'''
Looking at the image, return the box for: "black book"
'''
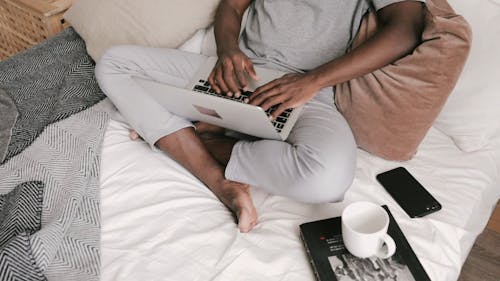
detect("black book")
[299,205,431,281]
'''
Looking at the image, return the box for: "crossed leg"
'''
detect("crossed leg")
[95,46,257,232]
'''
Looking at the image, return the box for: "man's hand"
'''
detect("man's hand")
[249,73,321,120]
[208,49,258,97]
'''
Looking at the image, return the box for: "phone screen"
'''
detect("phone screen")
[376,167,441,218]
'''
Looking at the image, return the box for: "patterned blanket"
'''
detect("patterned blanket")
[0,28,110,281]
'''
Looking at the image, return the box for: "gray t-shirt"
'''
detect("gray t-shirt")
[239,0,424,72]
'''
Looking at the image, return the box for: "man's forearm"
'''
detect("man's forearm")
[213,1,250,55]
[308,1,425,89]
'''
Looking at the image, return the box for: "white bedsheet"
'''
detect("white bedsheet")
[100,114,500,281]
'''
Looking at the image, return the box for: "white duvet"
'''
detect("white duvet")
[100,114,500,281]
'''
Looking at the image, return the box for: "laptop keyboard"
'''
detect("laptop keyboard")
[193,80,293,133]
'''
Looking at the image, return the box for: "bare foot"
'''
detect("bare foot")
[214,180,258,233]
[194,121,226,135]
[152,127,255,232]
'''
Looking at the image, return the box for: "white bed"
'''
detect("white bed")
[98,1,500,280]
[100,117,499,281]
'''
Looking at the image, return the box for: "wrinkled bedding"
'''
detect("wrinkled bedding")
[100,105,500,281]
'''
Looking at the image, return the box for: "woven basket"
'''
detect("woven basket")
[0,0,72,60]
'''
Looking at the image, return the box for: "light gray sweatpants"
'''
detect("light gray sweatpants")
[95,45,357,203]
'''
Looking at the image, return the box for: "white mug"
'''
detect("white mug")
[341,201,396,259]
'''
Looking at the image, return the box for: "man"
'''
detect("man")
[96,0,425,233]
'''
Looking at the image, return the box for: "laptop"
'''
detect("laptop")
[132,56,303,140]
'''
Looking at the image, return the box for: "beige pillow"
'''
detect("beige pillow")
[64,0,220,62]
[335,0,471,161]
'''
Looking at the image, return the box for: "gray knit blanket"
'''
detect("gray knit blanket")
[0,28,110,281]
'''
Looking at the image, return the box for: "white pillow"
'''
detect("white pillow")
[434,0,500,151]
[64,0,220,62]
[178,29,207,54]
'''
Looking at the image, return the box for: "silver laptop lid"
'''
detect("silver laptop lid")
[133,76,283,140]
[133,56,304,140]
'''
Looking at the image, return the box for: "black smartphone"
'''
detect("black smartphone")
[376,167,442,218]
